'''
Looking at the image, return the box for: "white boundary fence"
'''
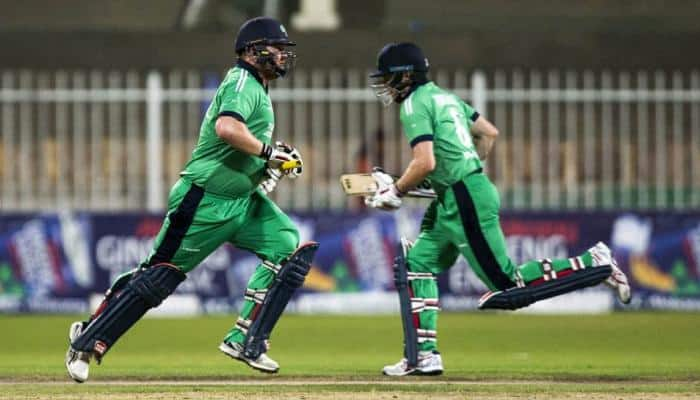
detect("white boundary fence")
[1,68,699,211]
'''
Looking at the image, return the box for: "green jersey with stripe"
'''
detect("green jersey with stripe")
[181,61,275,198]
[399,82,482,196]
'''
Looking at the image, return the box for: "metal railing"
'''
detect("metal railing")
[1,68,698,211]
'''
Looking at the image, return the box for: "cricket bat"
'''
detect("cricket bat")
[339,173,437,199]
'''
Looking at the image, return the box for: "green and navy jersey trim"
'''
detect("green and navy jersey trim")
[400,81,430,111]
[219,111,246,123]
[403,92,415,115]
[215,60,267,121]
[234,69,249,92]
[402,85,434,147]
[410,134,434,147]
[236,59,266,91]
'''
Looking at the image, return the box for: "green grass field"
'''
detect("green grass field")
[1,312,699,399]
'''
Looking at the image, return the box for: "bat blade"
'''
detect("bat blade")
[339,173,378,196]
[339,173,437,199]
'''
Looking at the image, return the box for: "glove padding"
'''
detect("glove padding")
[258,140,303,194]
[259,167,283,195]
[364,170,403,210]
[274,141,303,179]
[260,142,296,171]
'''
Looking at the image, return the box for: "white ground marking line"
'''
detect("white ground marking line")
[0,380,687,386]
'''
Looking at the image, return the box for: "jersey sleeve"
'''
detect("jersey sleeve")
[217,78,257,123]
[400,95,434,147]
[462,101,480,128]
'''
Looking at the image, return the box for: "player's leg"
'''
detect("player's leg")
[66,180,236,382]
[512,241,630,299]
[383,201,455,376]
[445,173,627,310]
[443,175,517,292]
[219,191,313,373]
[65,266,135,382]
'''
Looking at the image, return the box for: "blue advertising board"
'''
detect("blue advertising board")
[1,210,699,313]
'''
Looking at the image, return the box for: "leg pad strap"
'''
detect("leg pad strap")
[394,238,419,368]
[71,264,186,359]
[243,242,319,359]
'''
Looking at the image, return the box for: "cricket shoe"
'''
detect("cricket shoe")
[382,351,444,376]
[65,321,91,383]
[219,341,279,373]
[589,241,632,304]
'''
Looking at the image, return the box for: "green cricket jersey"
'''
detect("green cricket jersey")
[181,61,275,198]
[400,82,482,196]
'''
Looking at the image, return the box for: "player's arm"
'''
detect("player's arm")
[394,96,436,194]
[216,84,285,161]
[215,116,298,175]
[394,141,435,194]
[215,116,268,157]
[470,116,499,160]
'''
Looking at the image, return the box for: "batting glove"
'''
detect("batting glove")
[259,167,283,195]
[274,141,303,179]
[260,142,295,170]
[365,170,404,210]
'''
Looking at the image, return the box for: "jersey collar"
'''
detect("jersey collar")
[409,80,430,96]
[236,59,267,91]
[399,80,431,103]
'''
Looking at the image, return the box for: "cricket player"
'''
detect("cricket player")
[364,42,632,376]
[65,16,317,382]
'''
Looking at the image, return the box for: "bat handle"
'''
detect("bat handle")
[280,159,302,171]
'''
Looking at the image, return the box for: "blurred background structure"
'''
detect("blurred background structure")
[1,0,699,211]
[0,0,699,315]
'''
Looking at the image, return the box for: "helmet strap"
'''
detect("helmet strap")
[390,72,415,103]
